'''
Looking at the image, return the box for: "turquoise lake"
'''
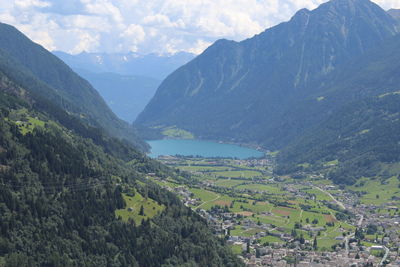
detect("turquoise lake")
[147,139,264,159]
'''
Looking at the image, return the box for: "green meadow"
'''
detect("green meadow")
[115,191,164,225]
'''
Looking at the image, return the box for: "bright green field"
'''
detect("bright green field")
[190,188,219,202]
[236,183,284,193]
[214,179,246,187]
[231,226,264,237]
[259,235,284,244]
[115,192,164,225]
[349,176,400,206]
[16,116,46,135]
[162,126,194,139]
[317,238,341,251]
[179,166,231,172]
[213,170,263,178]
[230,244,243,255]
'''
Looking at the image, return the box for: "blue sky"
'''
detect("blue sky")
[0,0,398,55]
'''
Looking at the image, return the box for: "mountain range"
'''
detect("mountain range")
[54,51,194,122]
[54,51,195,80]
[137,0,400,183]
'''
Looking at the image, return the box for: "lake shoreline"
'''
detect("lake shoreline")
[146,139,266,159]
[146,137,269,153]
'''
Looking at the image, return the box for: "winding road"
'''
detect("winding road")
[379,246,389,266]
[314,186,345,210]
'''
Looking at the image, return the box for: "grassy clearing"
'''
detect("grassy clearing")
[349,176,400,206]
[323,159,339,167]
[115,191,164,225]
[297,163,311,168]
[162,126,194,139]
[230,244,243,255]
[317,238,340,251]
[190,188,219,202]
[16,116,46,135]
[259,235,284,244]
[231,226,263,237]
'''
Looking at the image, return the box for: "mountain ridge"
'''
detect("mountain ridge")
[136,0,398,149]
[54,51,195,80]
[0,22,148,151]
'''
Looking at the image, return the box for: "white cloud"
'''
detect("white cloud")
[14,0,51,9]
[0,0,398,55]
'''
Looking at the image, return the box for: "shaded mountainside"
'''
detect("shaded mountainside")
[75,69,160,123]
[136,0,398,148]
[277,34,400,184]
[0,23,148,151]
[0,69,242,266]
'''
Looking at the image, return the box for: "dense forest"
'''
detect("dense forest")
[0,72,242,266]
[277,94,400,184]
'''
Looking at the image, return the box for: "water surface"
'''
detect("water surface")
[147,139,263,159]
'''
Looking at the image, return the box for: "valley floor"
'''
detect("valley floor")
[148,155,400,266]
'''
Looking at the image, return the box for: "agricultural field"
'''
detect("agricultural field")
[156,156,355,252]
[349,176,400,206]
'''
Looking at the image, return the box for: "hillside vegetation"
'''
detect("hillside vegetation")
[0,22,147,151]
[0,47,241,267]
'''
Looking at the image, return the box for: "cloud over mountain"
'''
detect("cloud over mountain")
[0,0,398,54]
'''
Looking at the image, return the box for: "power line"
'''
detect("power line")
[0,178,111,192]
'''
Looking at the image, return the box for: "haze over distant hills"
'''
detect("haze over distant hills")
[54,51,195,122]
[75,70,161,122]
[137,0,400,183]
[54,51,195,80]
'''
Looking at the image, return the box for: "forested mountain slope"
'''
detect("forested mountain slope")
[136,0,398,148]
[277,34,400,184]
[0,23,147,151]
[0,69,242,266]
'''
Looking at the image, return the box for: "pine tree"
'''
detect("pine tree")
[139,205,145,216]
[313,237,318,250]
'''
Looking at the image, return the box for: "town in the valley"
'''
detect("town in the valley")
[148,154,400,266]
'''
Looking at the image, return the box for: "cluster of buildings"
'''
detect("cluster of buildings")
[152,157,400,266]
[240,247,400,266]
